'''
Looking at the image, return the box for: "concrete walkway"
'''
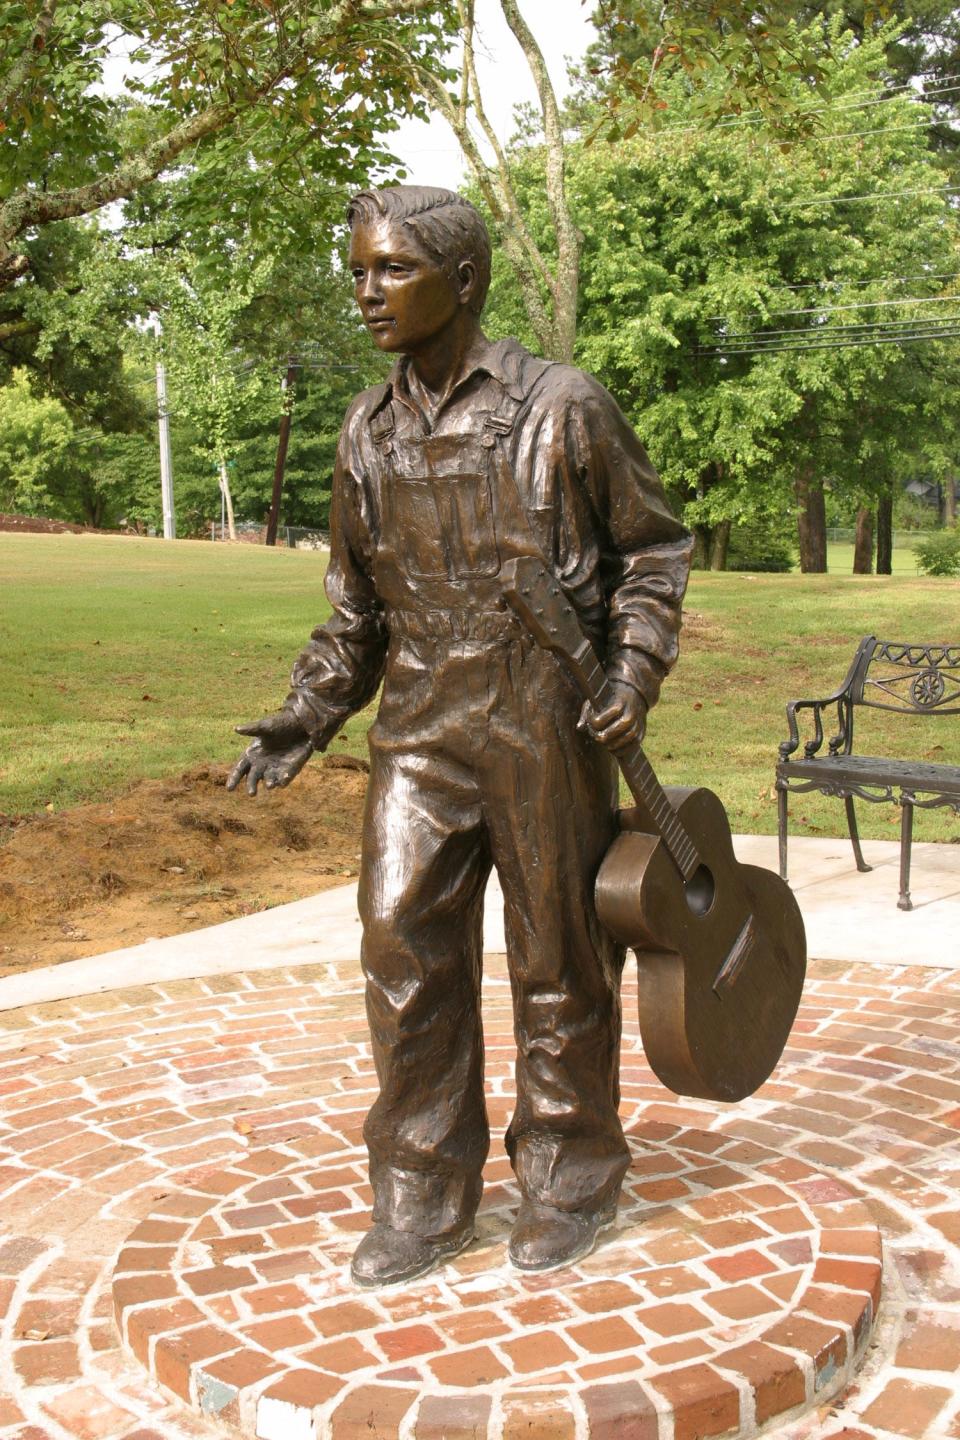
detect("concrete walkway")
[2,834,957,1013]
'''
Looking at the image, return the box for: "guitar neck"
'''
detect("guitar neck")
[569,639,701,882]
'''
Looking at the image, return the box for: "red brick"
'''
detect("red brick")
[707,1283,779,1320]
[13,1341,81,1386]
[439,1309,510,1345]
[222,1203,287,1229]
[895,1317,960,1371]
[15,1297,81,1339]
[650,1363,741,1440]
[125,1299,206,1364]
[198,1347,284,1392]
[430,1345,509,1387]
[812,1257,881,1309]
[309,1296,379,1336]
[568,1315,643,1353]
[417,1394,492,1439]
[502,1391,577,1440]
[507,1294,576,1325]
[245,1315,316,1351]
[764,1314,847,1388]
[298,1336,379,1374]
[113,1246,176,1274]
[0,1238,51,1275]
[637,1302,711,1338]
[862,1378,952,1433]
[260,1368,342,1407]
[583,1380,658,1439]
[569,1279,639,1313]
[247,1283,312,1316]
[182,1264,256,1296]
[722,1340,806,1424]
[375,1323,443,1362]
[705,1248,777,1282]
[502,1330,577,1374]
[40,1386,137,1440]
[112,1273,179,1312]
[153,1324,238,1401]
[637,1265,705,1299]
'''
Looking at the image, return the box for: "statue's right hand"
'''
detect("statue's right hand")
[226,711,314,796]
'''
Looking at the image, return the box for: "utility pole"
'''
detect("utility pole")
[152,320,176,539]
[265,356,297,547]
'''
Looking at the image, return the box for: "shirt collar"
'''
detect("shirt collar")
[377,334,529,415]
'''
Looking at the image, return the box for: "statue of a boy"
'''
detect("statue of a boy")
[229,186,692,1288]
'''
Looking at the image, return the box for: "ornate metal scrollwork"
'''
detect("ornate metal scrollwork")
[911,669,947,708]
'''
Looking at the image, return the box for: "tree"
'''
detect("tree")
[480,19,960,570]
[0,0,455,294]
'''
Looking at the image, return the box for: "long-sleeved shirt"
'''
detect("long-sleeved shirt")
[284,335,693,749]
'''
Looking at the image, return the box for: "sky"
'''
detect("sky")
[387,0,598,189]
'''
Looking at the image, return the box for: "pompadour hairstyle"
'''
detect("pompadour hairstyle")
[346,185,492,316]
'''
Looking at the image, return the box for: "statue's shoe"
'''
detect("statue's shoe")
[350,1222,474,1289]
[508,1199,616,1272]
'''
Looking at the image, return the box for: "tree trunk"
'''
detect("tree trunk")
[852,506,874,574]
[691,526,709,569]
[795,465,827,572]
[218,458,237,542]
[945,476,957,527]
[709,519,731,571]
[876,492,893,575]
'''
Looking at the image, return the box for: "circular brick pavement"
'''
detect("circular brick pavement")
[7,953,960,1440]
[112,1125,880,1439]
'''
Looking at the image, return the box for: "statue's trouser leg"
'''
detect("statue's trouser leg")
[359,747,492,1242]
[482,642,630,1215]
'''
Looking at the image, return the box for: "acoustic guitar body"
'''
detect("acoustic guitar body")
[595,786,806,1102]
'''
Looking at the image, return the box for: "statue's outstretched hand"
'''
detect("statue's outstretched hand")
[580,683,647,755]
[226,711,314,796]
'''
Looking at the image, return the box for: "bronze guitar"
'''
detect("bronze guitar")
[502,557,806,1103]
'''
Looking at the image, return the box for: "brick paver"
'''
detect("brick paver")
[0,955,959,1438]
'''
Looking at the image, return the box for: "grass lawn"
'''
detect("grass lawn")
[2,531,958,843]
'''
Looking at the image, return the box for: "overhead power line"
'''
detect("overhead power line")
[705,329,960,355]
[716,313,960,340]
[767,271,960,292]
[653,76,960,141]
[709,294,960,322]
[703,316,960,356]
[780,184,960,208]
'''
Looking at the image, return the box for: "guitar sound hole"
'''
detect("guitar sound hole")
[685,864,716,917]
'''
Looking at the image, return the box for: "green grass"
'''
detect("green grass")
[2,532,958,844]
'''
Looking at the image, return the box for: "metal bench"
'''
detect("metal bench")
[776,637,960,910]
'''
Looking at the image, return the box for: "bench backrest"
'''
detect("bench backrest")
[848,637,960,715]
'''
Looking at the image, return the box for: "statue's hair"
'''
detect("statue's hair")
[346,185,492,315]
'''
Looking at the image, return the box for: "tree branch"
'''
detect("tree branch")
[0,0,443,288]
[0,0,59,115]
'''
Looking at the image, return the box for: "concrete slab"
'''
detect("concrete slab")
[1,834,957,1012]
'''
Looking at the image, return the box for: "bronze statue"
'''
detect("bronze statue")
[228,186,693,1288]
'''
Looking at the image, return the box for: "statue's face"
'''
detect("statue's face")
[349,218,464,353]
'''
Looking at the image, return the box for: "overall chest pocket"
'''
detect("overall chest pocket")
[386,435,500,580]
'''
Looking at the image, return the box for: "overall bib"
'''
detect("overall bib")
[357,387,631,1242]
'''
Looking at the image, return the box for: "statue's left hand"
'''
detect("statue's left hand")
[580,682,647,754]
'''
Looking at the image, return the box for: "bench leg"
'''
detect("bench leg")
[777,783,788,882]
[898,801,914,912]
[844,795,872,873]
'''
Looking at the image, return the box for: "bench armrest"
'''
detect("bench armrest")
[779,689,854,761]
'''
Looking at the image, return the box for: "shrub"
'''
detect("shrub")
[913,529,960,577]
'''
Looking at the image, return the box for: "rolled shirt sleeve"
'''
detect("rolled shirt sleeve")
[565,375,693,709]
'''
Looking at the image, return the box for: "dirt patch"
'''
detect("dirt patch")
[0,760,369,976]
